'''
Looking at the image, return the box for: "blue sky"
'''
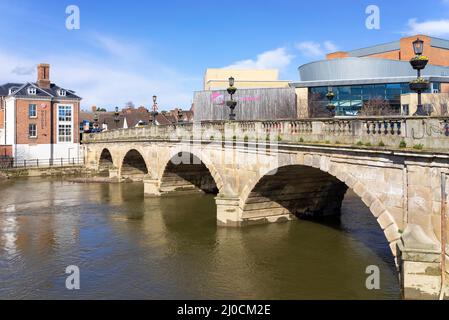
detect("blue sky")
[0,0,448,110]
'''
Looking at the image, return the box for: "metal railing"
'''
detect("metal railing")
[0,157,85,170]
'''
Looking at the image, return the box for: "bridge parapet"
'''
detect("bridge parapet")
[83,117,449,152]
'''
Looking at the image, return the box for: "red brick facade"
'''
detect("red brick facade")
[0,63,82,160]
[14,99,80,145]
[327,34,449,67]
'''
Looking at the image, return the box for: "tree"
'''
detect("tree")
[125,101,135,109]
[358,97,396,116]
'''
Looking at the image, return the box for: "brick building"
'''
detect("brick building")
[80,106,193,133]
[0,63,82,162]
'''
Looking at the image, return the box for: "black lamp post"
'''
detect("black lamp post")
[151,95,159,125]
[177,109,184,124]
[326,88,336,117]
[114,106,120,128]
[410,38,430,116]
[93,112,99,131]
[226,77,237,121]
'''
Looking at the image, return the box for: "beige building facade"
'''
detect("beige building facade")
[203,68,291,91]
[401,93,449,116]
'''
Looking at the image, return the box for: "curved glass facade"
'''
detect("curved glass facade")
[310,82,439,116]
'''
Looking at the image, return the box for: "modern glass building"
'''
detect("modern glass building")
[291,35,449,117]
[309,83,439,116]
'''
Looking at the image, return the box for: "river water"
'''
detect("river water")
[0,178,400,300]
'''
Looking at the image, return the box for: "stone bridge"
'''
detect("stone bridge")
[83,117,449,300]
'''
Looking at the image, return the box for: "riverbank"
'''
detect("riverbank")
[0,165,92,179]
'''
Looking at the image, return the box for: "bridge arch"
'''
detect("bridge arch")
[98,148,115,173]
[120,149,149,181]
[158,149,223,195]
[240,156,401,256]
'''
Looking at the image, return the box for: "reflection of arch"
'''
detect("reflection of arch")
[159,151,220,195]
[241,161,400,256]
[121,149,148,181]
[98,148,114,176]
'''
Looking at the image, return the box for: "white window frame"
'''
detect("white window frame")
[29,104,37,118]
[56,104,74,144]
[58,89,66,97]
[28,87,37,95]
[29,123,37,138]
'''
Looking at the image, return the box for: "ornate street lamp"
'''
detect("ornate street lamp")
[151,95,159,125]
[114,106,120,128]
[326,88,336,117]
[226,77,237,121]
[177,109,184,124]
[410,38,430,116]
[413,38,424,56]
[93,112,99,131]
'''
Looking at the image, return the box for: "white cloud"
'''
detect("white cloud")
[405,18,449,37]
[324,41,338,53]
[295,41,338,58]
[11,66,35,76]
[0,35,197,110]
[224,47,294,70]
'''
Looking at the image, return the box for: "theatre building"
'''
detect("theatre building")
[0,63,82,162]
[292,35,449,117]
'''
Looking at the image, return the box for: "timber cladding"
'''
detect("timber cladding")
[193,88,297,121]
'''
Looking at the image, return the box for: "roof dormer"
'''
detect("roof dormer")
[27,87,37,95]
[58,89,66,97]
[9,87,18,95]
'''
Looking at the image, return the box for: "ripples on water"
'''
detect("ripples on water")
[0,178,400,300]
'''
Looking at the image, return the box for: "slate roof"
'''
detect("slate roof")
[0,82,81,100]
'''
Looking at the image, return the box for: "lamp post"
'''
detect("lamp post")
[226,77,237,121]
[177,109,184,124]
[151,95,159,125]
[114,106,120,128]
[326,88,336,117]
[410,38,430,116]
[93,112,99,132]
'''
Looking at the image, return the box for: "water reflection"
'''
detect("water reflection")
[0,178,400,299]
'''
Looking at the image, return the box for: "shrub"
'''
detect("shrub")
[399,140,407,149]
[413,144,424,150]
[299,138,304,143]
[325,140,330,144]
[356,141,364,146]
[365,142,372,147]
[277,135,283,142]
[378,141,385,147]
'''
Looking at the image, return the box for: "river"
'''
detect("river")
[0,178,400,299]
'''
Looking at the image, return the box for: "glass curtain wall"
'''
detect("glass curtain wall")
[309,83,437,116]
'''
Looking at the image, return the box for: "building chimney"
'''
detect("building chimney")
[37,63,51,89]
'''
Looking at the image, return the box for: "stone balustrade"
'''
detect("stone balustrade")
[83,117,449,152]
